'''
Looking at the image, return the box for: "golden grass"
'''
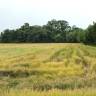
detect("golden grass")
[0,43,96,76]
[0,43,96,95]
[1,88,96,96]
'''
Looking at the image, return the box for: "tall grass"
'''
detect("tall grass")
[1,88,96,96]
[0,43,96,94]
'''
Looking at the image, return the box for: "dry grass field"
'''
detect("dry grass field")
[0,43,96,96]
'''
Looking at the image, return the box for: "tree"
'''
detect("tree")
[86,22,96,43]
[0,19,88,43]
[66,26,85,43]
[45,19,71,42]
[0,29,13,43]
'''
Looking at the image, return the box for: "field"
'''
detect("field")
[0,43,96,95]
[1,88,96,96]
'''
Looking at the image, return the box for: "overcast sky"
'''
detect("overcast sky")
[0,0,96,31]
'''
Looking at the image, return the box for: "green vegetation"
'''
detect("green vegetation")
[0,20,96,43]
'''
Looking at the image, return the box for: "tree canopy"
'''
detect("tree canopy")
[0,19,95,43]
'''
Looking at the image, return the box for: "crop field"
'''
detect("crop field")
[0,43,96,96]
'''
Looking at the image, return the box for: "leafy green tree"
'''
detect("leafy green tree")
[45,19,71,42]
[86,22,96,43]
[0,29,13,43]
[66,26,85,43]
[0,20,88,43]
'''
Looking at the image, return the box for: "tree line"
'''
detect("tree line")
[0,19,96,43]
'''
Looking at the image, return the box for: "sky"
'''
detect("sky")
[0,0,96,31]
